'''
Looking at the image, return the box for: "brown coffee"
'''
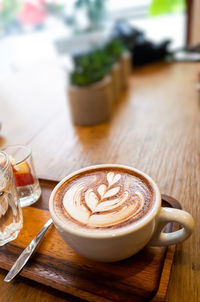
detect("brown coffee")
[53,167,155,231]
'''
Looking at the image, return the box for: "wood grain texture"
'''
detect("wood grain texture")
[0,61,199,301]
[0,180,180,302]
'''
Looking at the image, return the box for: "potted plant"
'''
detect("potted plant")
[68,50,113,126]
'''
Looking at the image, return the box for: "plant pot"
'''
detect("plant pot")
[110,62,122,103]
[120,51,132,89]
[68,75,113,126]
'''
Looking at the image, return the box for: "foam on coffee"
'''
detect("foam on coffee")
[53,167,155,231]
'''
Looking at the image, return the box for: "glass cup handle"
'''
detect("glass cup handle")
[148,207,194,246]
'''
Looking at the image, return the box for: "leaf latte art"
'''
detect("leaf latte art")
[63,172,148,228]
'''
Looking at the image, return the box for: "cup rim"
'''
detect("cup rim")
[2,145,31,165]
[49,164,161,238]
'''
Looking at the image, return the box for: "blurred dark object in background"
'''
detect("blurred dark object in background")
[132,37,171,67]
[111,20,171,67]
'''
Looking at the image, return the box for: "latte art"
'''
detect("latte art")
[63,172,145,227]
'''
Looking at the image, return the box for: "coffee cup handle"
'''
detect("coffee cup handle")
[148,207,194,246]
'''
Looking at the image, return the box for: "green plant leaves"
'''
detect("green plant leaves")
[70,39,125,87]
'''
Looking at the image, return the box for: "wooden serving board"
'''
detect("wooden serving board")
[0,179,181,302]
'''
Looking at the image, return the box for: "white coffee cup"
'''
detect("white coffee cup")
[49,164,194,262]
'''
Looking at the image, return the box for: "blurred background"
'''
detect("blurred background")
[0,0,199,76]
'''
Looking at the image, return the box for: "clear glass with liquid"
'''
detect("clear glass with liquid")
[3,145,41,207]
[0,151,23,246]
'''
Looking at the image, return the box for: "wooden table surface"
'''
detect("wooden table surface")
[0,61,199,301]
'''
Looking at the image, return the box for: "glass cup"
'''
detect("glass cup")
[0,151,23,246]
[3,145,41,207]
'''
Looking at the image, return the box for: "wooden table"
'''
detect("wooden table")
[0,61,199,301]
